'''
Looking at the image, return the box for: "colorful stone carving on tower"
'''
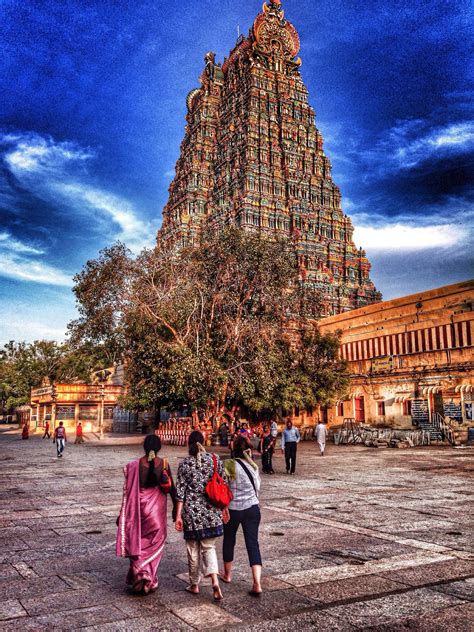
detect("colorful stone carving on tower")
[158,0,381,314]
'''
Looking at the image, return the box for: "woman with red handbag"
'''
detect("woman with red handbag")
[116,435,176,594]
[175,430,230,601]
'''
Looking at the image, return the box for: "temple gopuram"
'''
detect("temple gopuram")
[158,0,381,315]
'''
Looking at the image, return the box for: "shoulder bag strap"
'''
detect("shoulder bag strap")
[236,459,258,497]
[212,453,217,474]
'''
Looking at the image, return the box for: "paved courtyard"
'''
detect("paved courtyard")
[0,430,472,631]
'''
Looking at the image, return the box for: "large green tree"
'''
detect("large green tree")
[69,228,348,424]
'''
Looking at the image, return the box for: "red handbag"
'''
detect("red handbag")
[205,454,233,509]
[159,458,173,494]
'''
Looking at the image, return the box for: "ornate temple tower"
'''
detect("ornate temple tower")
[158,0,381,314]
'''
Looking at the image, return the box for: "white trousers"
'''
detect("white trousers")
[317,439,326,454]
[186,537,218,585]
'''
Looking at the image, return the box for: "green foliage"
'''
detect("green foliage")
[69,227,348,421]
[0,340,110,412]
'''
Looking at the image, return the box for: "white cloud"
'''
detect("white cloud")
[0,231,44,255]
[376,120,474,171]
[352,198,473,253]
[0,231,71,286]
[3,132,93,174]
[1,131,155,254]
[56,183,155,252]
[0,250,72,286]
[354,222,463,251]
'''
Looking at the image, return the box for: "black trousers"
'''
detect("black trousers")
[284,441,297,473]
[262,448,273,472]
[223,504,262,567]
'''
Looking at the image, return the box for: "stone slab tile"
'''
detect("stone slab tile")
[0,564,21,580]
[173,603,242,628]
[0,575,71,600]
[431,578,474,601]
[0,599,27,621]
[365,602,474,631]
[325,587,465,629]
[9,604,128,631]
[296,573,409,604]
[81,613,194,631]
[278,552,453,587]
[231,609,353,631]
[20,588,115,616]
[377,558,474,587]
[219,587,316,623]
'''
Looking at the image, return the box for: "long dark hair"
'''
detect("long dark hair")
[143,434,162,488]
[188,430,204,457]
[233,436,249,459]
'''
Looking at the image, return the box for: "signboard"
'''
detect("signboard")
[412,399,429,423]
[371,356,395,373]
[31,386,52,397]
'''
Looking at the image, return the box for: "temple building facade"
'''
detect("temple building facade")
[318,281,474,442]
[157,0,380,315]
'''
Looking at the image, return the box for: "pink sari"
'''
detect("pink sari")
[116,459,167,593]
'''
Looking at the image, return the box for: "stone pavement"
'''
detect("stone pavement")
[0,430,472,631]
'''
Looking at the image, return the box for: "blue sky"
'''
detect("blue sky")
[0,0,473,344]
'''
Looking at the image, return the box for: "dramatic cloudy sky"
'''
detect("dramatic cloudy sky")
[1,0,473,343]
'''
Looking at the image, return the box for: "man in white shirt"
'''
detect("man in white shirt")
[314,421,328,456]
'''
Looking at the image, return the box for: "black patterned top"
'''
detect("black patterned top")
[176,452,225,541]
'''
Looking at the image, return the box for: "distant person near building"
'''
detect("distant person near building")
[258,425,275,474]
[314,421,328,456]
[281,420,300,475]
[54,421,67,457]
[43,421,51,439]
[75,422,84,445]
[270,419,278,439]
[219,422,229,447]
[22,423,29,440]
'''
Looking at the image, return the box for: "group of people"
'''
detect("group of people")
[116,418,330,598]
[116,431,262,599]
[21,420,85,457]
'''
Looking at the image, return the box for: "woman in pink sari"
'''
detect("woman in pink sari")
[116,435,176,594]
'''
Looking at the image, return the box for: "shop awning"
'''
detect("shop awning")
[394,392,415,403]
[455,384,473,394]
[422,385,442,396]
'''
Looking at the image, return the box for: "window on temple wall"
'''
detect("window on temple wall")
[377,401,386,416]
[403,400,412,416]
[294,407,300,417]
[337,402,344,416]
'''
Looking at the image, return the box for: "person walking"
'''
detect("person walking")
[258,425,275,474]
[53,421,67,457]
[42,421,51,439]
[314,420,328,456]
[270,419,278,440]
[281,420,300,475]
[116,435,176,594]
[21,422,29,440]
[74,422,84,445]
[221,436,263,596]
[218,421,229,447]
[175,431,225,601]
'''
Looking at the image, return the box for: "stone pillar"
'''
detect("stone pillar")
[51,403,57,431]
[74,404,80,427]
